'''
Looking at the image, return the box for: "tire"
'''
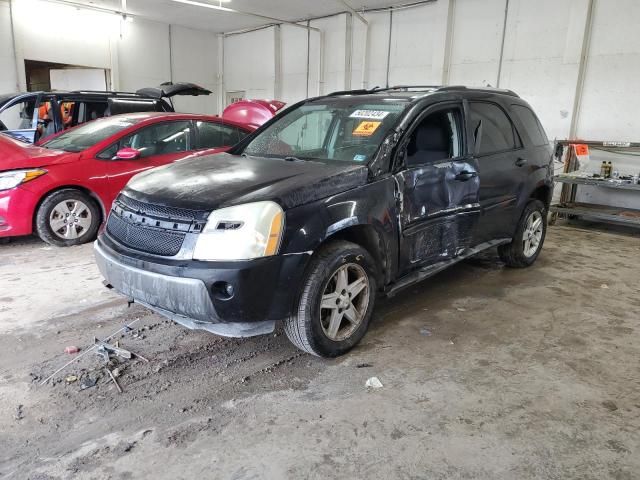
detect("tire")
[35,189,101,247]
[498,199,547,268]
[284,241,377,357]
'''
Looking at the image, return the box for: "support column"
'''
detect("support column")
[569,0,595,139]
[274,25,282,100]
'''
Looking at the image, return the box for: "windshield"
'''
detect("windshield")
[42,117,137,152]
[242,100,408,163]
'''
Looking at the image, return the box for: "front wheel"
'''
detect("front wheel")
[284,241,377,357]
[498,199,547,268]
[35,189,101,247]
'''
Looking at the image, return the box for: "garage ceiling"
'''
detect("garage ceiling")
[71,0,405,32]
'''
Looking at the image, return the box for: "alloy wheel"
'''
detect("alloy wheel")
[319,263,370,341]
[522,210,544,258]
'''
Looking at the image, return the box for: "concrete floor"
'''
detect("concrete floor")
[1,223,639,479]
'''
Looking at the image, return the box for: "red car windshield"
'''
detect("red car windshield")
[42,117,137,153]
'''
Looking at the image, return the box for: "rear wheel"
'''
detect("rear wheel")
[498,199,547,268]
[284,241,377,357]
[35,189,101,247]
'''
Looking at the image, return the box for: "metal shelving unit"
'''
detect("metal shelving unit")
[550,140,640,228]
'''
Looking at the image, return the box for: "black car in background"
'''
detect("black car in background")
[0,82,211,144]
[95,86,553,357]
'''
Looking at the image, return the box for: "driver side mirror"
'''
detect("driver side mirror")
[115,147,141,160]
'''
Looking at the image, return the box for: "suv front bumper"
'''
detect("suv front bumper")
[94,237,311,337]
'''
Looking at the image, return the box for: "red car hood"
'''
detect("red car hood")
[0,134,78,170]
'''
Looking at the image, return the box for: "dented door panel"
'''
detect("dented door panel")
[396,158,481,270]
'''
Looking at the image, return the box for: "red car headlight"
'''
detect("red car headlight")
[0,169,47,191]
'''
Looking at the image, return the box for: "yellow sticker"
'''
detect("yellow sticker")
[353,121,382,137]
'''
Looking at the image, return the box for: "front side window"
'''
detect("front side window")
[196,121,245,149]
[243,101,408,163]
[42,117,137,152]
[119,121,192,158]
[469,102,519,155]
[405,108,462,166]
[0,98,37,131]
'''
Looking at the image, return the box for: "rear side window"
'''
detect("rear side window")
[78,102,109,124]
[469,102,518,155]
[196,121,246,149]
[511,105,548,146]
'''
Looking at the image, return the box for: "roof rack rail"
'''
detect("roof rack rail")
[326,85,520,97]
[68,90,140,96]
[326,88,378,96]
[372,85,440,92]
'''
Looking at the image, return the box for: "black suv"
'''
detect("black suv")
[95,86,553,357]
[0,83,211,144]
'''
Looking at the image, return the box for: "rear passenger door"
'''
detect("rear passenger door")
[468,101,526,243]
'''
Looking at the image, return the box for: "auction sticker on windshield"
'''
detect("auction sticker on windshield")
[350,110,390,120]
[353,121,382,136]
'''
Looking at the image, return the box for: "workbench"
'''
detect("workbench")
[549,140,640,228]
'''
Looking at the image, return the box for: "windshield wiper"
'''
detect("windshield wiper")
[283,156,306,162]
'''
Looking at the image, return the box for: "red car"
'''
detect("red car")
[0,112,255,246]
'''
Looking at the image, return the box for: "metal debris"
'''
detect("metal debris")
[80,376,97,391]
[95,339,133,363]
[106,368,123,394]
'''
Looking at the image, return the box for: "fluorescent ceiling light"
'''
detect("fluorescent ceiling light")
[170,0,233,11]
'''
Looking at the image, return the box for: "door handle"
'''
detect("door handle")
[455,171,478,181]
[515,157,528,167]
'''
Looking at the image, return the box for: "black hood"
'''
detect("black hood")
[123,153,369,211]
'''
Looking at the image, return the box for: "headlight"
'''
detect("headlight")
[0,169,47,191]
[193,201,284,261]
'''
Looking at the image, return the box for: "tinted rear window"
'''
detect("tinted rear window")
[511,105,548,147]
[469,102,518,155]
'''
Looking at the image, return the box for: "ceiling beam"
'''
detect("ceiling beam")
[170,0,321,32]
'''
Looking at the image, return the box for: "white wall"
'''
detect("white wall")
[221,0,640,142]
[0,1,18,93]
[280,25,309,105]
[170,25,220,114]
[576,0,640,141]
[11,0,117,90]
[2,0,640,137]
[1,0,219,115]
[224,27,276,100]
[117,19,171,92]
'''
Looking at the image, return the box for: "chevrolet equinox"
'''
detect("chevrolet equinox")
[95,86,553,357]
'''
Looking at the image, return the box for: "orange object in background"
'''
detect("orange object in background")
[60,102,74,128]
[38,102,51,120]
[574,144,589,156]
